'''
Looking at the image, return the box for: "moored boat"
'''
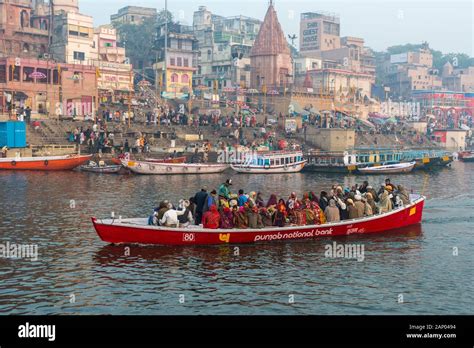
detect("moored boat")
[123,160,229,175]
[230,151,306,174]
[111,154,186,165]
[458,151,474,162]
[91,195,425,245]
[144,156,187,164]
[357,161,415,174]
[80,163,122,174]
[0,154,92,171]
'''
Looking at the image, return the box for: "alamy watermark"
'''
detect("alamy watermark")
[324,241,365,262]
[0,241,38,261]
[217,150,259,164]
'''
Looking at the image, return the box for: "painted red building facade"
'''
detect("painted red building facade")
[0,57,97,117]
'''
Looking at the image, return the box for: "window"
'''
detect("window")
[23,67,34,82]
[177,57,182,66]
[131,16,135,22]
[183,58,189,67]
[181,74,189,84]
[0,65,6,83]
[170,58,175,66]
[178,40,182,49]
[73,51,85,61]
[171,73,179,83]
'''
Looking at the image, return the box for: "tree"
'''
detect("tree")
[157,9,173,25]
[114,17,159,70]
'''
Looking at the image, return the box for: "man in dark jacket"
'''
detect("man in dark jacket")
[193,186,208,225]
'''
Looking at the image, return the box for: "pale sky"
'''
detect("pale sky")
[80,0,473,56]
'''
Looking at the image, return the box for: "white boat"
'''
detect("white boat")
[123,160,229,175]
[357,161,416,174]
[230,151,306,174]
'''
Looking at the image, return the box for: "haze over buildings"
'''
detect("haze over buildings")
[81,0,473,56]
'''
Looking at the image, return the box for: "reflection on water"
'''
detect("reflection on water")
[0,162,473,314]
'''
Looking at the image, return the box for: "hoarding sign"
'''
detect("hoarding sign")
[390,53,408,64]
[300,20,319,52]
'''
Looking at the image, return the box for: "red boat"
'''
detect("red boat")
[92,195,425,246]
[0,154,92,171]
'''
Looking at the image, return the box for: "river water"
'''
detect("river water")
[0,161,473,315]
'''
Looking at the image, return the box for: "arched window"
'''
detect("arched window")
[171,73,179,83]
[20,10,30,28]
[181,74,189,84]
[41,20,48,30]
[23,43,29,53]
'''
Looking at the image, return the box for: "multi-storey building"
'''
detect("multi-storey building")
[442,63,474,92]
[154,22,198,99]
[299,12,340,55]
[110,6,157,25]
[381,44,443,98]
[91,25,133,104]
[50,11,96,65]
[193,6,261,90]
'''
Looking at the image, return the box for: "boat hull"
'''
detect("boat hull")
[458,151,474,162]
[0,154,92,171]
[144,156,187,164]
[123,160,229,175]
[413,155,454,169]
[92,196,425,246]
[80,165,122,173]
[302,164,357,174]
[357,162,415,174]
[231,161,306,174]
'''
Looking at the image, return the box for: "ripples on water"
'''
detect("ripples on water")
[0,162,473,314]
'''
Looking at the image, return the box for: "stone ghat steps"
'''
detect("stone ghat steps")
[355,131,437,148]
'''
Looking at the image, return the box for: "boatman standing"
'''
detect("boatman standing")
[218,179,232,200]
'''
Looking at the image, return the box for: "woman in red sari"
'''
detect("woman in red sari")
[203,205,220,229]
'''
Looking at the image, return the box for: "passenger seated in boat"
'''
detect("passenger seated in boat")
[237,189,248,207]
[203,190,219,213]
[274,199,287,227]
[156,201,170,224]
[378,189,393,214]
[347,199,359,219]
[324,199,340,222]
[266,194,278,209]
[354,195,365,218]
[365,192,377,214]
[260,207,274,227]
[396,185,410,206]
[384,178,396,192]
[247,192,257,208]
[160,203,185,228]
[177,200,194,227]
[256,192,265,208]
[234,206,249,229]
[366,186,379,203]
[302,197,324,225]
[361,195,373,216]
[220,207,234,229]
[202,205,220,229]
[247,206,264,229]
[319,191,329,212]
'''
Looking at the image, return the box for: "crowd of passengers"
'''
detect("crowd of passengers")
[149,178,412,229]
